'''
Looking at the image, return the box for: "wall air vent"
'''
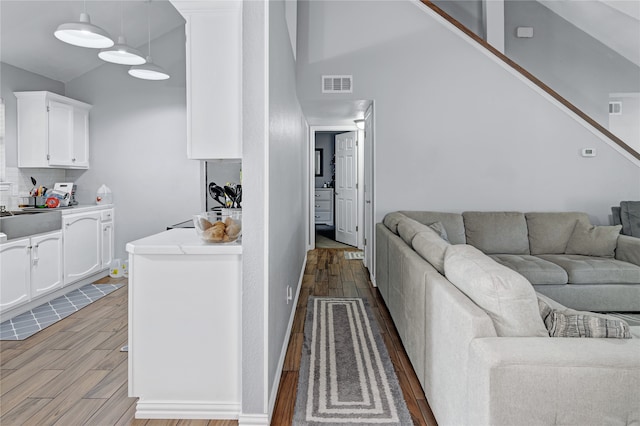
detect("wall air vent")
[609,101,622,115]
[322,75,353,93]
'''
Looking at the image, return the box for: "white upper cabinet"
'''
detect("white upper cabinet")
[171,1,242,159]
[15,91,91,169]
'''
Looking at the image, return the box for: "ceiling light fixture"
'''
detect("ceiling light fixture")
[54,0,114,49]
[354,119,365,130]
[128,1,170,81]
[99,2,145,65]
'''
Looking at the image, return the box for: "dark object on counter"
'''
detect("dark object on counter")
[208,182,226,207]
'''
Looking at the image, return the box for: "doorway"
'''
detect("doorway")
[308,126,362,250]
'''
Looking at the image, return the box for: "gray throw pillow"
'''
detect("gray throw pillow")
[538,297,631,339]
[564,221,622,258]
[428,221,449,242]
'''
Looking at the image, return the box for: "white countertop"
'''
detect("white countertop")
[126,228,242,255]
[60,204,113,214]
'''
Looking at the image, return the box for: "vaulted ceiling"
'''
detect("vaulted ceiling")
[0,1,185,83]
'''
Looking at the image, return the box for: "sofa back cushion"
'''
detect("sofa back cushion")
[400,211,466,244]
[383,212,407,234]
[525,212,590,254]
[444,244,548,337]
[397,217,426,245]
[462,211,530,254]
[412,227,450,274]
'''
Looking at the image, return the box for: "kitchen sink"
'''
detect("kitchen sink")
[0,209,62,240]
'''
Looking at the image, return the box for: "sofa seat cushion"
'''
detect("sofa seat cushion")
[490,254,568,285]
[444,244,548,337]
[538,254,640,284]
[462,211,530,254]
[525,212,590,254]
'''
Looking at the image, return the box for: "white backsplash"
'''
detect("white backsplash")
[2,167,67,209]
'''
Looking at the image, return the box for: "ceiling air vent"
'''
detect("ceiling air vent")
[322,75,353,93]
[609,101,622,115]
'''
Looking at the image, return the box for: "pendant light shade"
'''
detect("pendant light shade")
[54,12,114,48]
[99,36,145,65]
[128,1,170,81]
[98,2,145,65]
[129,56,170,80]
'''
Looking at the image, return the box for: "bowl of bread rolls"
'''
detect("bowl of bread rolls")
[193,210,242,243]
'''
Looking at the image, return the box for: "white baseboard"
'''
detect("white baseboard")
[238,413,270,425]
[267,252,307,420]
[135,401,240,419]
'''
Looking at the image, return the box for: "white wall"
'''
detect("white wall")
[268,0,307,414]
[64,27,200,259]
[241,0,268,418]
[296,0,640,226]
[505,0,640,137]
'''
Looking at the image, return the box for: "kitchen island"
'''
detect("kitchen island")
[126,228,241,420]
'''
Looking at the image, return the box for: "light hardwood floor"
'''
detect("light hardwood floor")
[1,249,436,425]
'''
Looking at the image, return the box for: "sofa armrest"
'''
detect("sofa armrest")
[467,337,640,426]
[616,234,640,266]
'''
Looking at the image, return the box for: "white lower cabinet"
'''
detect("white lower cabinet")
[0,238,31,310]
[101,209,114,269]
[30,232,64,298]
[0,231,63,312]
[63,211,102,285]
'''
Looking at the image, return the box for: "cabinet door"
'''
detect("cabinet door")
[71,107,89,168]
[183,3,242,159]
[0,239,31,311]
[48,100,74,167]
[63,212,102,285]
[101,222,114,269]
[30,232,63,298]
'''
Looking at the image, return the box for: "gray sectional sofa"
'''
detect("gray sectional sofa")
[376,211,640,426]
[394,211,640,311]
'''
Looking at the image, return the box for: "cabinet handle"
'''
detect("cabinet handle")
[72,158,76,162]
[315,194,321,197]
[315,204,320,208]
[315,215,320,218]
[32,244,39,264]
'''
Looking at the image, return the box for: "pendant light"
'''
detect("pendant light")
[99,2,145,65]
[54,0,114,49]
[129,1,170,80]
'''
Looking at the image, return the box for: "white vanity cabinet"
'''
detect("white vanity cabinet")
[171,1,242,159]
[0,230,63,312]
[63,211,102,285]
[15,91,91,169]
[314,188,334,225]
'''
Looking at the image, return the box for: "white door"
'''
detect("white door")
[363,106,374,271]
[31,231,63,298]
[335,132,358,247]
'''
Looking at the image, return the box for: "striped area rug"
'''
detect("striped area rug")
[294,297,412,425]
